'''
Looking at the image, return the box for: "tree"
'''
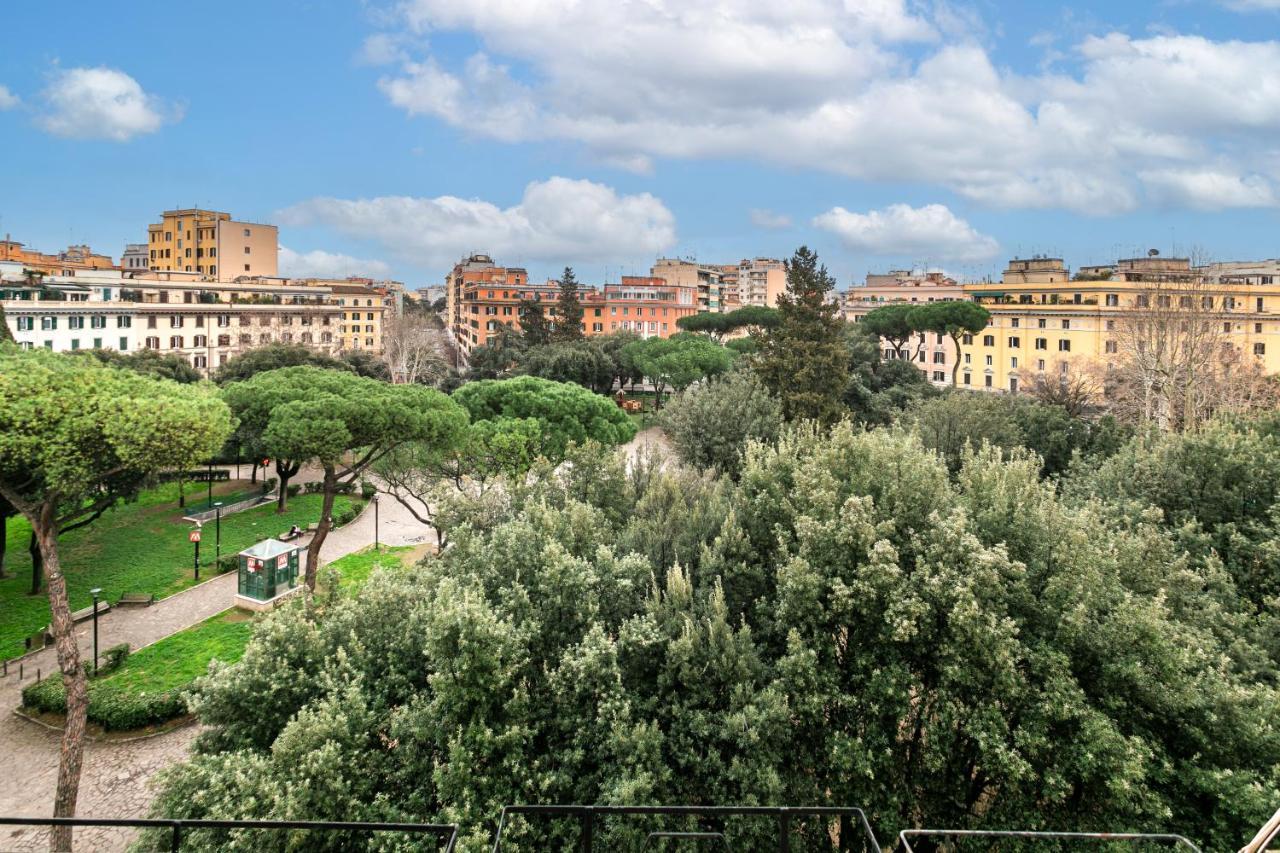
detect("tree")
[452,376,637,460]
[338,348,392,381]
[223,367,468,590]
[517,340,614,394]
[676,306,781,341]
[660,371,783,477]
[0,346,231,852]
[552,266,584,342]
[79,348,203,383]
[859,303,920,360]
[842,322,938,425]
[1016,358,1103,418]
[213,343,352,385]
[755,247,850,423]
[466,326,527,380]
[908,300,990,387]
[383,309,448,385]
[623,334,734,409]
[518,298,552,346]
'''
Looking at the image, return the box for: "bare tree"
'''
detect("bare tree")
[383,309,449,386]
[1107,254,1275,430]
[1015,358,1104,418]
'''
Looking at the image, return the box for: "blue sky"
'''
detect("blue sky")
[2,0,1280,288]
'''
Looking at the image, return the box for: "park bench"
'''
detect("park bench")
[116,592,156,608]
[279,529,303,542]
[41,601,111,644]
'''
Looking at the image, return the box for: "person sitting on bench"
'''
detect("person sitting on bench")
[287,524,301,538]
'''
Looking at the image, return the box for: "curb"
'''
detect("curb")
[11,707,198,743]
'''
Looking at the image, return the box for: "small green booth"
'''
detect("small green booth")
[234,538,301,612]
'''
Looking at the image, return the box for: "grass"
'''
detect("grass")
[102,610,253,695]
[323,545,416,594]
[0,480,358,661]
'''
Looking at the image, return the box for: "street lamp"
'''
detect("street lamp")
[89,588,102,675]
[206,461,214,509]
[214,501,224,568]
[373,494,380,551]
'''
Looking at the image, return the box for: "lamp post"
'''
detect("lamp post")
[373,494,379,551]
[89,588,102,675]
[191,524,202,581]
[206,461,214,508]
[214,501,223,568]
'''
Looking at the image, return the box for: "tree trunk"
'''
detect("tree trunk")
[275,460,299,513]
[30,532,42,595]
[177,477,185,509]
[33,503,87,853]
[950,333,962,387]
[250,460,258,485]
[303,468,337,591]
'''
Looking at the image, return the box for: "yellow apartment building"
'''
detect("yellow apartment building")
[146,208,278,281]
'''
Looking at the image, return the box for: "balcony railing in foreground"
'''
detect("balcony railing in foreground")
[898,829,1202,852]
[490,805,883,852]
[0,816,459,852]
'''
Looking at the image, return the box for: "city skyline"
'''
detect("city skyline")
[3,1,1280,286]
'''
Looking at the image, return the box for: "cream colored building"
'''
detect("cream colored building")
[717,258,786,308]
[844,271,966,387]
[146,209,278,281]
[651,258,723,313]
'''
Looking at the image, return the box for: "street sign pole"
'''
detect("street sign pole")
[190,527,202,581]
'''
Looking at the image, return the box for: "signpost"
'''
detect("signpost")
[190,527,202,580]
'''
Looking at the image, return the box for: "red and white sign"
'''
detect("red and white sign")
[276,554,288,569]
[188,530,201,543]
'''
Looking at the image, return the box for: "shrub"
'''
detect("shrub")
[661,371,784,477]
[263,477,278,494]
[337,481,356,495]
[102,643,131,672]
[22,671,187,731]
[216,554,238,574]
[360,481,377,500]
[286,483,301,497]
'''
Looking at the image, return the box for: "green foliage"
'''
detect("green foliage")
[907,301,991,386]
[552,266,585,342]
[78,347,203,383]
[516,340,614,394]
[724,336,758,355]
[213,343,353,385]
[146,431,1279,851]
[842,322,939,425]
[466,327,528,380]
[102,643,130,671]
[754,247,850,423]
[453,376,636,461]
[338,349,392,381]
[858,303,918,357]
[660,371,783,477]
[23,611,252,731]
[359,480,377,500]
[622,334,734,407]
[676,306,780,338]
[517,298,552,346]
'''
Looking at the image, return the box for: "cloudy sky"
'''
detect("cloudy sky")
[4,0,1280,287]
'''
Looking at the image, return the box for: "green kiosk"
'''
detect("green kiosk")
[234,538,301,611]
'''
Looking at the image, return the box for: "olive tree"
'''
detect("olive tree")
[0,346,231,851]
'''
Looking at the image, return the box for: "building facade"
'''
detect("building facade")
[121,243,149,272]
[651,258,723,313]
[718,258,786,308]
[844,271,965,387]
[146,209,278,281]
[1,239,117,274]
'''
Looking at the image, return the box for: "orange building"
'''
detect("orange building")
[0,238,117,274]
[602,276,698,337]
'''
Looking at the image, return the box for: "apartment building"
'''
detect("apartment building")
[0,239,117,274]
[146,208,278,280]
[717,258,786,308]
[651,258,723,313]
[963,255,1280,393]
[1,262,361,375]
[121,243,149,272]
[602,276,698,337]
[446,254,530,355]
[844,271,965,386]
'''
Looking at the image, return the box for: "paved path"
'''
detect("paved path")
[0,488,434,852]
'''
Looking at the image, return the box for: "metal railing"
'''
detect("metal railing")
[490,805,883,852]
[0,816,458,852]
[898,829,1202,852]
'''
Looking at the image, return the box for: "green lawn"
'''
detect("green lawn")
[0,482,358,661]
[103,610,254,695]
[325,545,416,593]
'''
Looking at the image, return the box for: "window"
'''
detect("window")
[1008,336,1020,348]
[41,316,57,331]
[170,316,183,328]
[985,355,993,366]
[145,336,159,349]
[1157,295,1170,308]
[119,337,129,351]
[932,371,946,382]
[963,372,972,385]
[66,316,84,330]
[169,335,183,349]
[1106,320,1115,331]
[1058,339,1071,352]
[1224,296,1236,310]
[244,264,250,272]
[1257,297,1265,312]
[1011,357,1018,369]
[244,246,251,255]
[69,339,80,350]
[1061,319,1070,330]
[91,315,106,329]
[1105,294,1118,307]
[962,333,973,345]
[1034,338,1047,350]
[218,334,231,346]
[1011,318,1020,328]
[964,353,971,364]
[1224,322,1233,333]
[217,315,230,327]
[193,355,207,369]
[16,316,33,331]
[1037,359,1045,371]
[1105,340,1117,354]
[983,334,995,346]
[984,375,993,387]
[366,312,374,321]
[932,351,945,364]
[1255,342,1266,356]
[193,335,207,347]
[1256,323,1263,334]
[243,228,251,238]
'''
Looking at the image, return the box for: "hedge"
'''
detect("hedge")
[22,660,187,732]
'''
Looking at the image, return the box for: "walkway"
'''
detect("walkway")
[0,488,434,852]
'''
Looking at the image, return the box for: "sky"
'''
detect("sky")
[3,0,1280,289]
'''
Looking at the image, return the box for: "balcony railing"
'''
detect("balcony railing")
[899,829,1202,852]
[0,816,458,852]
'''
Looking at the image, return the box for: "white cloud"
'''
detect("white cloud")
[368,3,1280,213]
[813,203,1000,262]
[749,208,792,229]
[38,67,173,141]
[279,247,393,279]
[278,177,676,268]
[1221,0,1280,10]
[0,85,19,110]
[1139,169,1278,210]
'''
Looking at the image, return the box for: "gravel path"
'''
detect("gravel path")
[0,487,435,852]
